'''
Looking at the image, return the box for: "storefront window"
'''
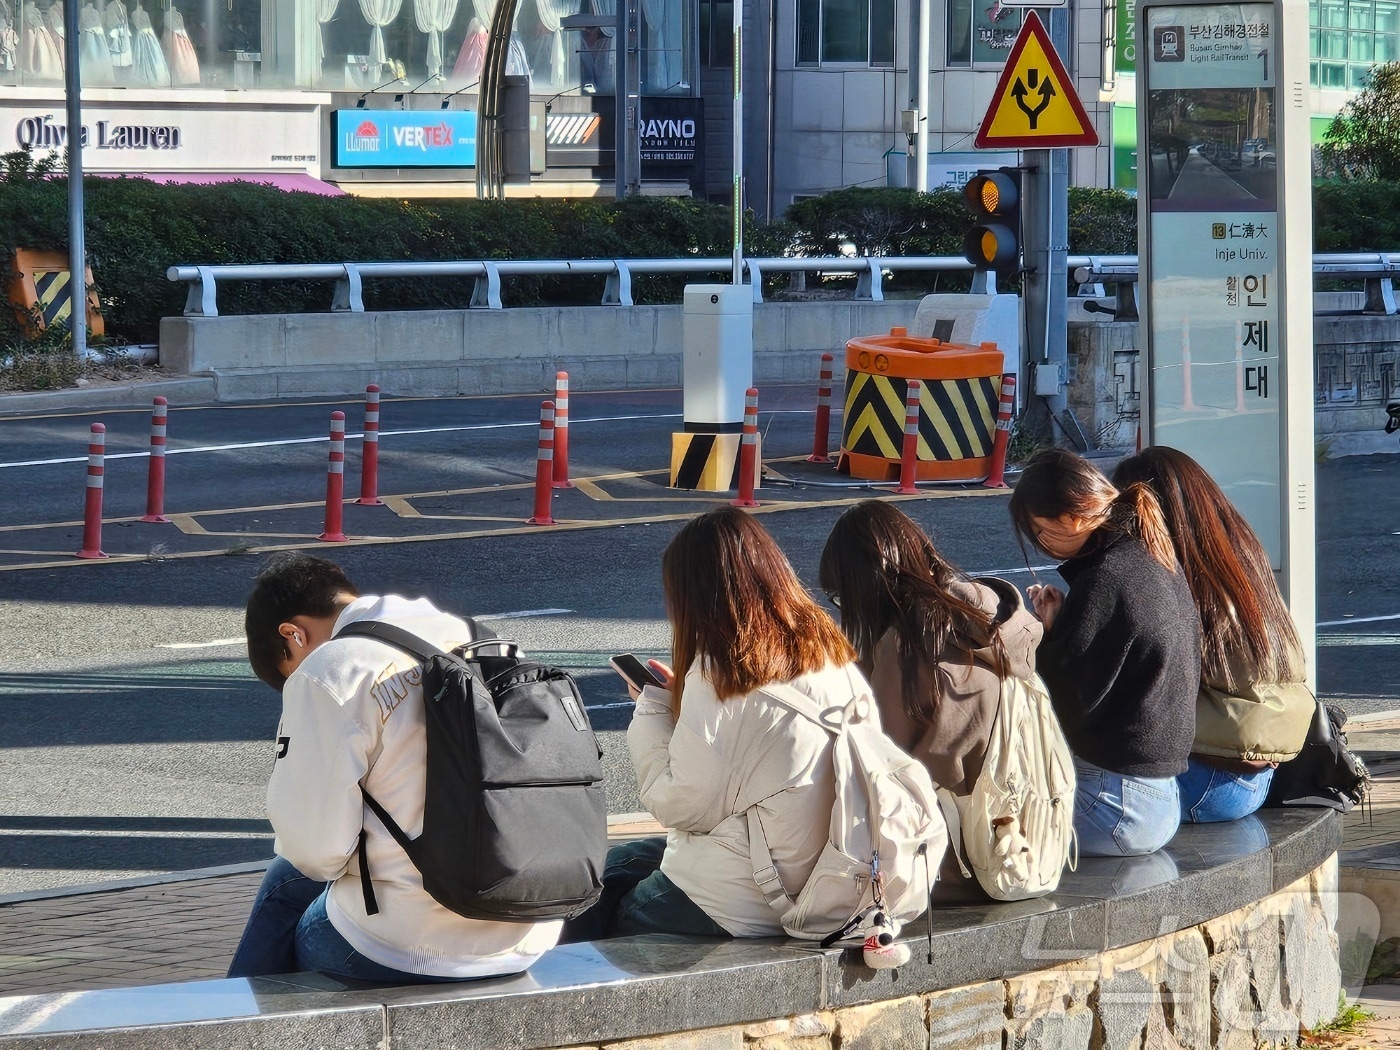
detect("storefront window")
[0,0,699,96]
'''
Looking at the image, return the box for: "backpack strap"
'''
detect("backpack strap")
[934,787,973,879]
[745,808,795,914]
[757,681,847,732]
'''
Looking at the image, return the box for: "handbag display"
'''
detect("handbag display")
[1191,678,1316,763]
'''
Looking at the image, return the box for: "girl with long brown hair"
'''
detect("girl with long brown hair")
[564,506,870,939]
[818,501,1041,893]
[1112,446,1310,822]
[1008,448,1200,857]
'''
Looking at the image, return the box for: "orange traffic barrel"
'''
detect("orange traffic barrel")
[839,327,1004,483]
[6,249,104,339]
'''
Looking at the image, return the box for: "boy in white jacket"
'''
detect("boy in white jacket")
[227,553,561,983]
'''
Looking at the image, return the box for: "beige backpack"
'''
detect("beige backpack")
[746,685,948,947]
[936,672,1077,901]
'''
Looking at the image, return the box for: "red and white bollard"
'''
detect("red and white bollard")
[140,396,170,523]
[807,353,834,463]
[357,384,382,506]
[552,371,573,489]
[319,411,348,542]
[76,423,108,559]
[528,400,556,525]
[894,380,922,495]
[983,374,1017,489]
[732,387,760,508]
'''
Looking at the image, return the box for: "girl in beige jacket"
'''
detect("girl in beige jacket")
[563,506,870,939]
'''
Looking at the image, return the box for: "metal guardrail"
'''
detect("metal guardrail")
[166,252,1400,319]
[1071,252,1400,321]
[165,256,974,317]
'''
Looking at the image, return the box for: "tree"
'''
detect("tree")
[1321,62,1400,180]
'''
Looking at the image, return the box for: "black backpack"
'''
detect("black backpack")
[1265,698,1371,814]
[338,619,607,922]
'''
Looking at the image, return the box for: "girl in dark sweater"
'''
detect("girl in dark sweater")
[1009,449,1200,857]
[1112,446,1311,822]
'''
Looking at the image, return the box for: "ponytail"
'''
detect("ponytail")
[1109,482,1177,573]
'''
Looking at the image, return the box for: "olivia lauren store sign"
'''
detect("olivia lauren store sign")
[3,105,322,172]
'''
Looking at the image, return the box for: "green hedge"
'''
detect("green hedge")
[1,150,1379,347]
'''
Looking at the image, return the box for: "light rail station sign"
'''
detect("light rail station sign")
[974,12,1098,148]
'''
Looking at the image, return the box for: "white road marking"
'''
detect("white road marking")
[1318,613,1400,627]
[478,608,574,619]
[156,638,244,650]
[0,413,684,470]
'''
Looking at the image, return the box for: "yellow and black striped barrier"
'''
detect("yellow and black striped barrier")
[839,327,1003,483]
[670,431,764,492]
[6,249,104,338]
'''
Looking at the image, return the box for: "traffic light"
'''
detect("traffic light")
[961,168,1021,272]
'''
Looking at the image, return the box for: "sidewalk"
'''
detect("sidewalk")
[0,813,664,997]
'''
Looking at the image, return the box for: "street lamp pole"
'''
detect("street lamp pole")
[62,0,87,361]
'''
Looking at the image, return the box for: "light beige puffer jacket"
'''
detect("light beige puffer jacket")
[627,658,872,936]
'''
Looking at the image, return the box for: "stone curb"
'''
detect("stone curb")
[0,376,217,415]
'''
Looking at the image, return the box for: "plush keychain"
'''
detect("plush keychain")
[861,854,911,969]
[862,909,910,969]
[992,815,1032,882]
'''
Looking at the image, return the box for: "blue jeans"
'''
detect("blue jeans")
[227,856,459,984]
[1073,758,1181,857]
[1177,757,1274,823]
[294,892,462,983]
[227,856,326,978]
[560,837,728,942]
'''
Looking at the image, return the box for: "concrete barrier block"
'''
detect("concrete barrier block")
[276,368,379,398]
[626,354,682,388]
[555,356,629,391]
[284,315,377,367]
[459,359,549,394]
[849,302,920,339]
[752,305,787,357]
[375,312,466,364]
[465,309,557,361]
[557,307,660,358]
[210,370,279,401]
[785,305,853,354]
[373,367,461,398]
[161,315,287,372]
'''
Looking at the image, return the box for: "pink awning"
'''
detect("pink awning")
[101,172,346,196]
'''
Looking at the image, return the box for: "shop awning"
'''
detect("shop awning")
[101,172,346,196]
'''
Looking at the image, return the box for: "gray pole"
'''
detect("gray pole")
[63,0,87,361]
[615,0,627,199]
[731,0,742,285]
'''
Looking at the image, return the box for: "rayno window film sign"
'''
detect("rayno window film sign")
[1140,2,1282,559]
[333,110,479,168]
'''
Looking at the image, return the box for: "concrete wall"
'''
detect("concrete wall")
[158,301,923,402]
[161,302,1400,451]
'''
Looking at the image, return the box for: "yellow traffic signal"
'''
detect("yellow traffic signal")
[961,169,1021,271]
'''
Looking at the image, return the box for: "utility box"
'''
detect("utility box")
[681,284,753,430]
[672,284,756,490]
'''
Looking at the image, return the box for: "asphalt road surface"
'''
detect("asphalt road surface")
[0,388,1395,894]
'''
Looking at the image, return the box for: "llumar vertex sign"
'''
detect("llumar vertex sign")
[974,11,1098,149]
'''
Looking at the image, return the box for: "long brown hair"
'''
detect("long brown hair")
[818,500,1005,727]
[662,507,855,704]
[1112,446,1304,686]
[1008,447,1177,572]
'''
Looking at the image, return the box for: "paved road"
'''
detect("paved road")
[0,388,1396,895]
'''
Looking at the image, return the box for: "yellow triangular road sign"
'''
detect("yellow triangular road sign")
[975,11,1098,148]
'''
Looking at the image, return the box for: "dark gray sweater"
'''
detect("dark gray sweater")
[1036,533,1200,778]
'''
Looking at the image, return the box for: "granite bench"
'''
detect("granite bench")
[0,808,1354,1050]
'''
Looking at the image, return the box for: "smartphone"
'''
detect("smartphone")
[609,653,666,691]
